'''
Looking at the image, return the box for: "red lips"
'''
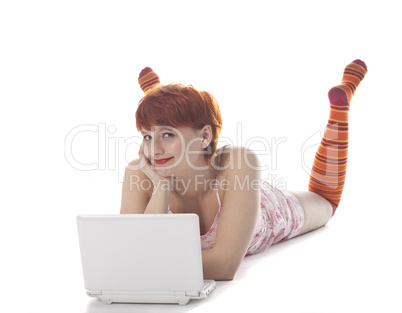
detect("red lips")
[154,157,173,165]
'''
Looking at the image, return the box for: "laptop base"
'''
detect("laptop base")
[87,280,216,306]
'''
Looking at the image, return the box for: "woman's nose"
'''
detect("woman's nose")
[151,137,164,156]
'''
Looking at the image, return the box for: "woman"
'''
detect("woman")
[120,60,367,280]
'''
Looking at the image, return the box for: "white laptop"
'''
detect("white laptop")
[76,214,216,305]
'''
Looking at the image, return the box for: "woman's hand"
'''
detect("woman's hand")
[138,143,174,194]
[137,143,173,214]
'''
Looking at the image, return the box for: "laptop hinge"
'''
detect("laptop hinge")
[185,291,200,297]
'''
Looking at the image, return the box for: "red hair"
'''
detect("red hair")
[135,84,223,166]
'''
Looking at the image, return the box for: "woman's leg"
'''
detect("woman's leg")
[290,190,333,235]
[308,59,367,215]
[292,60,368,235]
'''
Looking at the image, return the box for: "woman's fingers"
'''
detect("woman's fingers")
[138,151,165,185]
[137,143,173,192]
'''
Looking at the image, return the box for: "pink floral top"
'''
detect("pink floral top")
[168,147,305,256]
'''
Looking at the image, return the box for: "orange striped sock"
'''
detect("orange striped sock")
[308,59,367,215]
[138,67,160,94]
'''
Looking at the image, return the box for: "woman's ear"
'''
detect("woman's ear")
[201,125,213,149]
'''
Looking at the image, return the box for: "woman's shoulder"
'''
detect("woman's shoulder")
[214,145,260,176]
[212,146,261,209]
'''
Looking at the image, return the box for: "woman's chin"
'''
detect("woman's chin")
[155,167,172,178]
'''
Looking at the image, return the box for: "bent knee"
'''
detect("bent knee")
[289,191,333,235]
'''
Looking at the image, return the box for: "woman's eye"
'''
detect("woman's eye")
[143,135,152,141]
[162,132,174,138]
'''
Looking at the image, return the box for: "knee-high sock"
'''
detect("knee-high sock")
[308,59,367,215]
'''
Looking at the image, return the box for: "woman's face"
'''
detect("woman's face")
[140,126,207,177]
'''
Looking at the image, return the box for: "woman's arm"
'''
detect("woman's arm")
[120,159,150,214]
[120,158,171,214]
[203,147,261,280]
[202,248,234,281]
[121,140,175,214]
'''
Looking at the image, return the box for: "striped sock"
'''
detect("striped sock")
[138,67,160,94]
[308,59,367,215]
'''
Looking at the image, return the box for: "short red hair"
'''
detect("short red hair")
[135,84,223,166]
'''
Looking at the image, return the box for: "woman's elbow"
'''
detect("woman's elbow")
[223,260,243,280]
[203,249,240,281]
[217,264,240,281]
[221,270,236,281]
[207,267,236,281]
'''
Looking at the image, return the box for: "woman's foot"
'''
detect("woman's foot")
[328,59,368,110]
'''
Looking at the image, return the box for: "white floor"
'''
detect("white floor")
[81,220,402,313]
[3,189,401,313]
[1,1,401,312]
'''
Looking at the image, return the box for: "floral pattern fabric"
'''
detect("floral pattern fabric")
[168,181,304,256]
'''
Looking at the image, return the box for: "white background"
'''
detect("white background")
[1,1,401,312]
